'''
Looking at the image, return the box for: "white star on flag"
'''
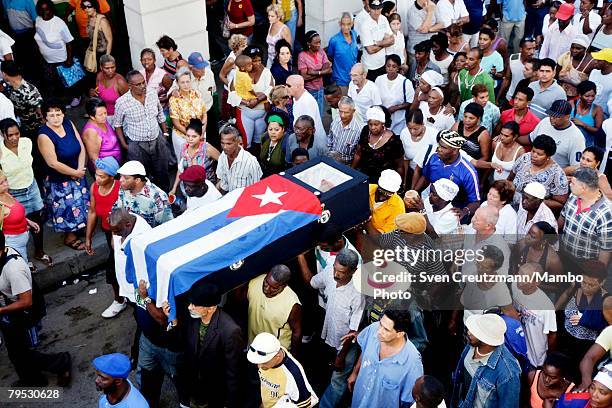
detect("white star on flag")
[252,187,287,207]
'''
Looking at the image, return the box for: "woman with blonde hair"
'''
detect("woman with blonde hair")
[219,34,249,121]
[269,84,294,133]
[266,4,292,67]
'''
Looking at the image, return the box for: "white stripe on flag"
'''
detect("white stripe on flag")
[129,188,244,283]
[154,211,281,305]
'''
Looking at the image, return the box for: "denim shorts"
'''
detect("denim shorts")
[137,334,183,376]
[10,180,44,215]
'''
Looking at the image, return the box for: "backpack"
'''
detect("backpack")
[0,252,46,327]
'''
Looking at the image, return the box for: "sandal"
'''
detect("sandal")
[65,239,85,251]
[34,253,53,266]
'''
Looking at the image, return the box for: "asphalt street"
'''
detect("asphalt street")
[0,270,179,407]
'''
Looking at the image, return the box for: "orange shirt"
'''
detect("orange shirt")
[69,0,111,38]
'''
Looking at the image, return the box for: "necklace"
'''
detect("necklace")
[475,347,493,358]
[368,132,384,149]
[463,68,483,90]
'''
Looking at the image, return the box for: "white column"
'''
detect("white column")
[123,0,209,70]
[305,0,363,45]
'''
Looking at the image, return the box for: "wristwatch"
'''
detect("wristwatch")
[143,297,152,305]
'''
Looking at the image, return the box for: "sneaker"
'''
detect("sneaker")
[101,300,127,318]
[70,97,81,107]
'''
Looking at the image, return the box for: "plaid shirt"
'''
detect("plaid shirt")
[327,116,362,164]
[113,89,165,142]
[561,195,612,260]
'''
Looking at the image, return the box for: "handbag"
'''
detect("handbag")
[56,58,86,88]
[84,15,102,72]
[222,14,231,38]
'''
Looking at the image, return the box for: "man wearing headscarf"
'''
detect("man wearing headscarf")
[368,169,405,233]
[405,178,460,236]
[414,130,481,222]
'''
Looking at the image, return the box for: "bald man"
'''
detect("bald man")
[287,75,326,140]
[347,63,381,125]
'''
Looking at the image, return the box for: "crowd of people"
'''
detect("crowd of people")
[0,0,611,407]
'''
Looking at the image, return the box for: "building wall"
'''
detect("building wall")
[305,0,363,45]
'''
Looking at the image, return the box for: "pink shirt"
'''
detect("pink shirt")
[298,50,329,92]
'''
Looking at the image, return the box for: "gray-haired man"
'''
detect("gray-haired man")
[298,247,365,407]
[327,96,362,165]
[216,125,262,194]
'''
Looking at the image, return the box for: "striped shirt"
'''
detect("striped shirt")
[259,348,317,408]
[310,273,365,350]
[327,116,362,164]
[113,89,166,142]
[561,195,612,260]
[517,202,558,236]
[216,147,262,192]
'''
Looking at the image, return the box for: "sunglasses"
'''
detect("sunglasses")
[249,346,276,357]
[82,3,93,9]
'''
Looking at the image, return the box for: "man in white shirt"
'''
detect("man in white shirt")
[512,262,557,367]
[462,206,511,276]
[0,92,15,121]
[286,74,326,140]
[539,3,578,61]
[589,49,612,118]
[216,126,262,194]
[179,165,221,212]
[435,0,469,29]
[500,37,536,103]
[407,0,444,63]
[529,100,585,172]
[348,63,382,125]
[406,178,460,236]
[360,0,394,81]
[353,0,371,41]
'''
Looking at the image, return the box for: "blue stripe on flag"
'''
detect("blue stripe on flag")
[165,210,319,320]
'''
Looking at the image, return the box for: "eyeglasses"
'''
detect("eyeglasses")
[249,346,276,357]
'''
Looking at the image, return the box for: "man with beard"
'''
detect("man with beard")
[94,353,148,407]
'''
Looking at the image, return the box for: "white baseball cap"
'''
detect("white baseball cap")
[378,169,402,193]
[117,160,146,176]
[466,314,506,347]
[523,182,546,200]
[247,332,281,364]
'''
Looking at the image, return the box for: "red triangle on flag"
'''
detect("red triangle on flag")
[227,174,322,218]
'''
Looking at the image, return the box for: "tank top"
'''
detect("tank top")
[571,101,596,127]
[459,123,487,160]
[267,24,285,63]
[82,121,121,163]
[87,15,108,53]
[529,370,574,408]
[92,181,119,231]
[39,119,82,183]
[492,143,523,180]
[179,142,215,183]
[0,197,27,235]
[97,76,120,115]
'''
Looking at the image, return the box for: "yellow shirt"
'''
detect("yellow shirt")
[169,89,206,137]
[596,325,612,358]
[234,70,255,101]
[248,274,301,349]
[0,138,34,189]
[369,184,405,233]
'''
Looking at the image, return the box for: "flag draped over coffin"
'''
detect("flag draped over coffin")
[124,174,322,320]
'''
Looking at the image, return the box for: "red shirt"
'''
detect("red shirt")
[500,108,540,136]
[298,50,329,91]
[93,181,120,231]
[0,198,27,235]
[228,0,255,37]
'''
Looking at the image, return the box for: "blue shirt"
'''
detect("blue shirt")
[2,0,36,32]
[500,0,526,22]
[351,322,423,408]
[422,153,481,207]
[327,30,358,87]
[98,380,149,408]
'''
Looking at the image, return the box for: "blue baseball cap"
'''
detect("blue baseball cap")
[93,353,131,379]
[188,52,209,69]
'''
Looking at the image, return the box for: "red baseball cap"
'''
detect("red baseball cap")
[556,3,575,21]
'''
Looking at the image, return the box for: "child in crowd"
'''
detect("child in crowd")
[234,55,257,101]
[387,13,408,74]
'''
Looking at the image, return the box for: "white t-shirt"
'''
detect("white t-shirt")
[387,31,406,65]
[481,202,518,244]
[293,91,326,140]
[348,80,382,125]
[529,119,585,169]
[34,16,73,64]
[396,0,417,35]
[512,283,557,367]
[590,69,611,117]
[185,180,222,211]
[424,200,459,235]
[114,214,152,303]
[353,8,370,41]
[0,248,31,303]
[572,11,602,39]
[400,125,438,169]
[0,92,16,121]
[430,52,453,84]
[435,0,469,28]
[360,14,393,70]
[461,281,512,321]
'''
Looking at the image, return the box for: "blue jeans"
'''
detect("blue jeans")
[525,7,549,38]
[309,88,325,118]
[319,344,359,408]
[238,106,267,147]
[6,231,30,263]
[137,334,182,377]
[286,8,298,45]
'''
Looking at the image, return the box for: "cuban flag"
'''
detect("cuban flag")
[124,174,322,320]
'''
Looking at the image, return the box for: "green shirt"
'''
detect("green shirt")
[458,69,495,103]
[198,322,209,349]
